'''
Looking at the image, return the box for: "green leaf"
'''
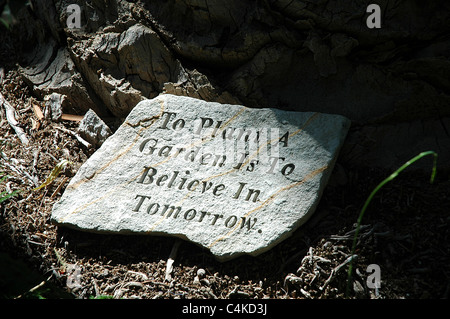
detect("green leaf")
[0,17,10,29]
[0,175,20,204]
[33,159,71,191]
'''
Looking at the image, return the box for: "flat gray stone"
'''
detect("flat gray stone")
[44,92,65,122]
[78,109,112,147]
[51,94,350,261]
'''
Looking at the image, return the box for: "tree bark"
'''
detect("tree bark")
[16,0,450,169]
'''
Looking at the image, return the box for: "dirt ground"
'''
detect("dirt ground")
[1,25,449,300]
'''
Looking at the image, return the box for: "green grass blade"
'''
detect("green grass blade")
[32,159,71,191]
[346,151,438,297]
[0,190,19,204]
[0,174,20,204]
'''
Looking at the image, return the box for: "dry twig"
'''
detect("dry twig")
[165,240,181,282]
[0,151,38,187]
[53,124,91,148]
[320,254,358,291]
[61,114,84,122]
[0,93,30,145]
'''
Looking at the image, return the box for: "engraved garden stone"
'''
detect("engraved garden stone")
[51,94,350,261]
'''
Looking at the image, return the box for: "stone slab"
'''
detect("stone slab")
[78,109,112,147]
[51,94,350,261]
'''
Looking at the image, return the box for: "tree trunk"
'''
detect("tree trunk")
[17,0,450,170]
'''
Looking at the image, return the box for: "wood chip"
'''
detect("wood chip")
[32,102,44,120]
[61,114,84,122]
[31,118,41,130]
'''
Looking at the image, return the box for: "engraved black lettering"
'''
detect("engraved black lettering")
[187,179,200,191]
[236,128,253,142]
[172,118,185,130]
[178,170,190,190]
[195,117,222,137]
[222,127,234,140]
[184,209,197,220]
[159,112,177,129]
[222,127,257,142]
[167,171,179,188]
[240,217,257,230]
[173,147,185,158]
[147,202,159,215]
[156,175,168,186]
[246,159,259,172]
[254,130,260,143]
[200,153,212,165]
[133,195,151,212]
[211,154,226,167]
[279,131,289,147]
[211,214,223,225]
[137,166,157,184]
[159,145,172,157]
[225,215,237,228]
[232,182,246,199]
[212,184,225,196]
[198,211,211,222]
[245,189,261,202]
[184,147,201,162]
[161,204,182,218]
[233,152,249,170]
[201,181,213,193]
[281,163,295,176]
[267,156,285,174]
[139,138,158,154]
[195,117,213,135]
[211,121,222,137]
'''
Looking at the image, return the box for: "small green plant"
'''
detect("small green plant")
[346,150,438,296]
[0,174,20,204]
[0,159,70,204]
[0,0,30,29]
[89,295,115,299]
[0,4,12,29]
[32,159,71,191]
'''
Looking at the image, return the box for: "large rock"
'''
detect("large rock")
[51,94,350,260]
